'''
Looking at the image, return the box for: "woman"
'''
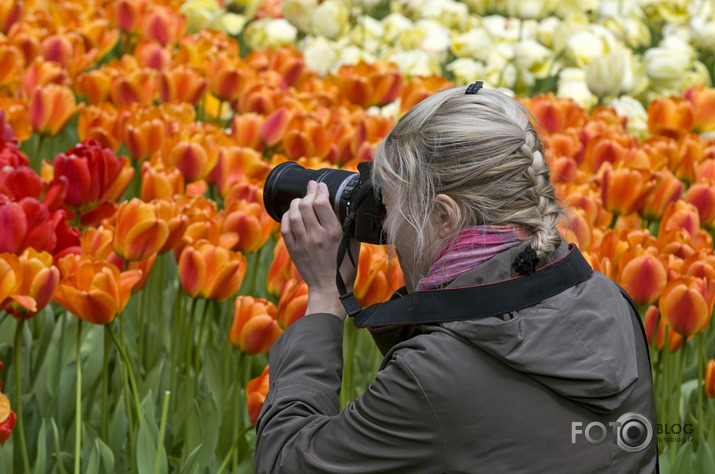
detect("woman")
[255,83,658,473]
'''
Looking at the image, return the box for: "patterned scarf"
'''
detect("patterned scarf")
[416,225,529,290]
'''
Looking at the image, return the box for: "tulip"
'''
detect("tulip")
[139,5,186,46]
[4,248,60,318]
[0,44,22,89]
[123,115,168,161]
[153,199,189,254]
[337,61,403,108]
[51,139,134,211]
[639,170,683,221]
[641,135,679,171]
[1,254,36,313]
[140,162,185,201]
[77,104,122,152]
[166,141,211,184]
[81,225,124,269]
[659,275,715,337]
[213,146,272,197]
[28,84,79,137]
[0,198,61,255]
[159,65,207,105]
[266,236,301,298]
[643,306,665,351]
[246,366,270,425]
[178,240,247,301]
[259,107,292,147]
[524,93,588,134]
[221,200,275,254]
[110,68,158,106]
[683,85,715,134]
[354,244,405,307]
[647,97,693,140]
[76,68,114,105]
[674,134,705,185]
[684,181,715,228]
[0,0,21,34]
[230,113,263,150]
[706,359,715,398]
[134,40,171,71]
[229,296,283,354]
[53,254,143,324]
[0,166,43,201]
[208,59,254,102]
[112,199,169,261]
[115,0,147,33]
[618,252,667,305]
[0,392,16,444]
[276,279,308,329]
[600,164,656,218]
[660,200,702,238]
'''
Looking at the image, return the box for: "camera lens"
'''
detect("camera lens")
[263,162,359,222]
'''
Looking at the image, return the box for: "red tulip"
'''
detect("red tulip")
[0,392,16,444]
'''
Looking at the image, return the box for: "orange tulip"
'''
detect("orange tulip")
[139,5,186,46]
[213,146,272,197]
[221,199,275,254]
[76,68,114,105]
[140,162,185,201]
[152,199,190,254]
[0,253,37,313]
[159,65,207,105]
[336,61,403,108]
[659,275,715,337]
[112,199,169,261]
[110,68,158,106]
[28,84,79,136]
[77,104,122,152]
[674,133,706,185]
[266,236,301,298]
[114,0,147,33]
[178,240,247,301]
[618,251,667,305]
[639,170,683,221]
[354,244,405,307]
[683,85,715,134]
[524,93,588,135]
[230,113,263,150]
[0,0,21,34]
[276,279,308,329]
[124,116,167,161]
[246,366,270,425]
[647,96,693,139]
[0,44,22,90]
[600,164,656,218]
[705,359,715,398]
[643,305,665,351]
[229,296,283,354]
[684,181,715,229]
[166,141,211,184]
[660,200,702,238]
[134,40,171,71]
[80,225,124,269]
[3,248,60,318]
[259,107,293,147]
[53,254,143,324]
[399,75,453,115]
[208,58,254,102]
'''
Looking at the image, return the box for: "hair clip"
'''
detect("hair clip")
[512,245,539,275]
[465,81,484,95]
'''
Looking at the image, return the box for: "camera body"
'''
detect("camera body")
[263,161,386,244]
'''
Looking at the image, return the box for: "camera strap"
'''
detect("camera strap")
[350,244,593,327]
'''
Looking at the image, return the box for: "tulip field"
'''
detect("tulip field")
[1,0,715,472]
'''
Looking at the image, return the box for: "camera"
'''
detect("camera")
[263,161,386,244]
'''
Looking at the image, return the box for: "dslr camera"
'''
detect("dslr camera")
[263,161,386,244]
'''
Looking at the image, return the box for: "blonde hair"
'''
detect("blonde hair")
[373,85,563,278]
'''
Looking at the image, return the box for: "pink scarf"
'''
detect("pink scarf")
[416,225,529,290]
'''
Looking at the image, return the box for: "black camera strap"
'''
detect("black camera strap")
[349,244,593,327]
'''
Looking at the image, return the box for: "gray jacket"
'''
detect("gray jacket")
[255,240,658,473]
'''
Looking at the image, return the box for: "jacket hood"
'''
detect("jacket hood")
[426,239,639,414]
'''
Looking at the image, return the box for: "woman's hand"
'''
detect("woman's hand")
[281,181,359,320]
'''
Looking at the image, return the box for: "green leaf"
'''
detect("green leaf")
[694,441,715,474]
[137,419,157,474]
[96,438,115,473]
[86,441,100,474]
[32,419,47,474]
[670,442,693,473]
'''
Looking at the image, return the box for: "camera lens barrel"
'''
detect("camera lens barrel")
[263,162,358,222]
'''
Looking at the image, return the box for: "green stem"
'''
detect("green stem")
[340,322,356,408]
[101,327,111,439]
[697,334,705,443]
[74,320,83,474]
[216,426,253,474]
[106,323,143,428]
[194,299,210,393]
[153,391,171,474]
[183,298,199,442]
[13,317,31,474]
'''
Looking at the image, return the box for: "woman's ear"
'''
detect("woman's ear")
[434,194,459,239]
